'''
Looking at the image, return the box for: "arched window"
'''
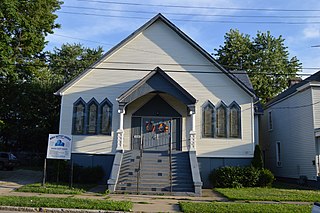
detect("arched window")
[73,98,86,135]
[100,98,113,135]
[203,102,215,138]
[87,98,98,134]
[216,102,227,138]
[229,102,241,138]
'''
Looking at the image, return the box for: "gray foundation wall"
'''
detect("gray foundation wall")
[72,153,115,184]
[197,157,252,188]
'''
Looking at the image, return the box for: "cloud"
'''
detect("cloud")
[303,26,320,39]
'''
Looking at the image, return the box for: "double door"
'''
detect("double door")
[131,117,181,151]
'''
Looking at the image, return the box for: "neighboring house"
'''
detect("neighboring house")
[55,13,261,195]
[261,72,320,185]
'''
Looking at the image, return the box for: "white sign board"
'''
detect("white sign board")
[47,134,72,160]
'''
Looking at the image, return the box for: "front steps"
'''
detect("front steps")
[115,150,195,195]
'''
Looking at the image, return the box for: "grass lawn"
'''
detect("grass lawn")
[215,186,320,202]
[0,196,132,211]
[16,183,94,194]
[179,202,312,213]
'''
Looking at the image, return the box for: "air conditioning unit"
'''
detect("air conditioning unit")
[277,161,282,167]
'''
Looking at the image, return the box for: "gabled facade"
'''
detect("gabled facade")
[261,71,320,184]
[56,13,259,195]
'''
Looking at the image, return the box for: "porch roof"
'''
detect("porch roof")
[117,67,197,108]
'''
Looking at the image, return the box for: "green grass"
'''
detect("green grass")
[179,202,312,213]
[0,196,132,211]
[16,183,93,194]
[215,187,320,202]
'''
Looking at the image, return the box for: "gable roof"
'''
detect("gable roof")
[55,13,256,98]
[266,71,320,108]
[117,67,196,108]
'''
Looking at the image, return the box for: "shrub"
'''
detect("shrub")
[210,166,273,188]
[252,144,263,169]
[241,166,260,187]
[258,168,275,187]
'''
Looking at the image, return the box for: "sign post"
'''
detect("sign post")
[43,134,72,186]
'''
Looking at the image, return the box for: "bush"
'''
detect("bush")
[252,144,263,169]
[258,168,275,187]
[210,166,274,188]
[242,166,260,187]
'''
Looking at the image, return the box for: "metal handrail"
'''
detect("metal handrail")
[169,122,173,194]
[137,135,143,194]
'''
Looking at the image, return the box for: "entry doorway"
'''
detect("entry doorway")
[131,116,181,151]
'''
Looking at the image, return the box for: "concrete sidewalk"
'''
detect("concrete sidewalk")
[6,189,226,212]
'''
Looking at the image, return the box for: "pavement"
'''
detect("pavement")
[0,169,227,212]
[0,169,315,212]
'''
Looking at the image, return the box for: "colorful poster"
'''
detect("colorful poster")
[47,134,72,160]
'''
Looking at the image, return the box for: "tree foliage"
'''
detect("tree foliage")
[215,29,301,104]
[0,0,62,81]
[46,43,104,83]
[0,44,103,153]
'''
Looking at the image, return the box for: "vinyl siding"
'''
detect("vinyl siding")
[262,88,317,180]
[59,20,254,157]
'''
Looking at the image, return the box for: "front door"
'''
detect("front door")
[131,116,181,151]
[142,117,171,151]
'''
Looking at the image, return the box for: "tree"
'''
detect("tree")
[0,0,62,81]
[252,144,263,169]
[215,29,301,104]
[0,44,104,153]
[47,43,104,83]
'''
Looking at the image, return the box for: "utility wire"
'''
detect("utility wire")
[75,0,320,12]
[3,63,313,76]
[63,6,320,19]
[57,11,320,25]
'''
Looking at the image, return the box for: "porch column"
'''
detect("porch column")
[116,106,125,151]
[188,105,196,151]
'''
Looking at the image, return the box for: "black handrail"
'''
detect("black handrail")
[137,136,143,194]
[169,121,173,194]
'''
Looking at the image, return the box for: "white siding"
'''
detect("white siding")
[262,88,317,180]
[59,20,254,157]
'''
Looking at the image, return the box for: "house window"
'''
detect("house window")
[73,98,86,135]
[276,141,282,167]
[87,99,98,134]
[216,103,227,137]
[202,100,242,139]
[203,102,215,138]
[268,111,273,130]
[72,97,113,135]
[229,102,241,138]
[100,98,113,135]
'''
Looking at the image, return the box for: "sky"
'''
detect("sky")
[46,0,320,76]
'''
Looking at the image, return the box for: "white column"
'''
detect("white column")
[116,108,125,151]
[189,106,196,151]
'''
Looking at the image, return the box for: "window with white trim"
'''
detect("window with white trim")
[202,100,241,139]
[216,103,227,137]
[203,102,215,138]
[72,97,113,135]
[229,102,241,138]
[100,98,113,135]
[268,111,273,131]
[87,99,98,134]
[73,98,86,135]
[276,141,282,167]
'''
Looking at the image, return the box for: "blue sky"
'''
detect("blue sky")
[46,0,320,76]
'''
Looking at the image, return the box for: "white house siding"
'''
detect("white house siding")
[59,19,254,157]
[262,88,317,180]
[312,87,320,129]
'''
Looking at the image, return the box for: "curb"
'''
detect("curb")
[0,206,129,213]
